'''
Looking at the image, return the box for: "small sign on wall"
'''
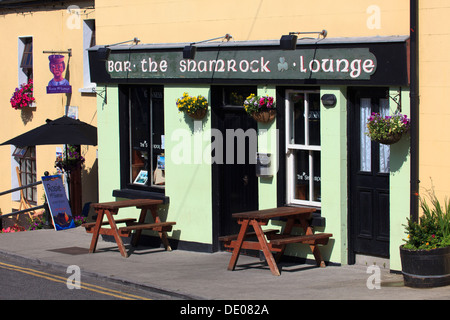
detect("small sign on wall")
[46,55,72,94]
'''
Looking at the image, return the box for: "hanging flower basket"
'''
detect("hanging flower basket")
[375,132,403,145]
[10,79,35,110]
[54,145,85,173]
[366,112,410,145]
[243,94,276,123]
[186,108,207,120]
[176,92,209,120]
[251,109,277,123]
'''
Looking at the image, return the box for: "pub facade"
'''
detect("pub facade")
[89,34,411,270]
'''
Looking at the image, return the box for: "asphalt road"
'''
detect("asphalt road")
[0,255,180,300]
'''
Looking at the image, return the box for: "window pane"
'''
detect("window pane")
[32,187,37,203]
[289,93,305,145]
[294,150,309,201]
[130,87,150,185]
[293,150,321,202]
[308,93,321,146]
[379,98,390,173]
[20,39,33,69]
[222,86,256,106]
[360,98,371,172]
[127,86,165,188]
[312,150,321,202]
[17,146,36,203]
[151,87,165,186]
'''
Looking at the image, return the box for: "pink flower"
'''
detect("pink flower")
[10,79,34,109]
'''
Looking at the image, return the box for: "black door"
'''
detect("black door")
[348,88,390,261]
[211,86,259,250]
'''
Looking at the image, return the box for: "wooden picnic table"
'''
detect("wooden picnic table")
[220,206,332,276]
[82,199,175,258]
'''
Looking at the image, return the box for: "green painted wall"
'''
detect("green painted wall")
[257,86,278,210]
[320,87,348,264]
[97,85,121,202]
[389,87,411,271]
[164,85,213,245]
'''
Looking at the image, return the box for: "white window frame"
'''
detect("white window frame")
[18,36,33,85]
[285,89,321,207]
[79,19,96,93]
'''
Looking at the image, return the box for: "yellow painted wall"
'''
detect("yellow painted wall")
[418,2,450,201]
[95,0,409,45]
[0,3,97,217]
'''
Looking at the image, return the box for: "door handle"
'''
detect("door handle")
[242,175,249,186]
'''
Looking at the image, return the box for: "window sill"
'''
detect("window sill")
[112,189,169,204]
[79,87,97,94]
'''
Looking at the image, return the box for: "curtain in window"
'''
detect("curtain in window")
[360,98,371,172]
[379,98,390,173]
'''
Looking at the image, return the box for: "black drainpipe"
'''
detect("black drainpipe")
[410,0,419,222]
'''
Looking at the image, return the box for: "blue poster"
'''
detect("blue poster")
[42,175,75,231]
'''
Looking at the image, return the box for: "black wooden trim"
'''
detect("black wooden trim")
[117,84,166,195]
[112,189,169,204]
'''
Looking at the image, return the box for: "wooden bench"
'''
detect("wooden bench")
[82,218,137,233]
[270,233,333,246]
[84,199,175,257]
[219,229,279,247]
[223,207,332,275]
[119,221,176,233]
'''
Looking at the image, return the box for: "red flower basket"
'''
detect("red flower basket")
[10,79,35,110]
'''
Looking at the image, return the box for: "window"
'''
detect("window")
[80,19,96,92]
[285,90,321,207]
[217,86,256,107]
[13,146,37,204]
[120,86,165,192]
[19,37,33,83]
[360,97,390,173]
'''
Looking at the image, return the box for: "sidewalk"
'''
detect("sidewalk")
[0,227,449,300]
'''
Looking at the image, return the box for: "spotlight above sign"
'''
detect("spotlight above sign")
[280,30,327,50]
[97,37,140,61]
[183,34,233,60]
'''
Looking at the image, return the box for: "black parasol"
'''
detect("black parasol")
[0,116,97,147]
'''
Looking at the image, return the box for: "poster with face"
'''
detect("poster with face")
[46,55,72,94]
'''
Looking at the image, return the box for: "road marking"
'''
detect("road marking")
[0,261,151,300]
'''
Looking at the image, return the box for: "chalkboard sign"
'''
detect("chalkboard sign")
[42,175,75,231]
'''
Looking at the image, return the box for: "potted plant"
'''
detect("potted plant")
[366,111,410,144]
[243,94,276,123]
[400,190,450,288]
[10,78,35,110]
[176,92,209,120]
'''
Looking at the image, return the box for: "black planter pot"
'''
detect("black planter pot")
[400,245,450,288]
